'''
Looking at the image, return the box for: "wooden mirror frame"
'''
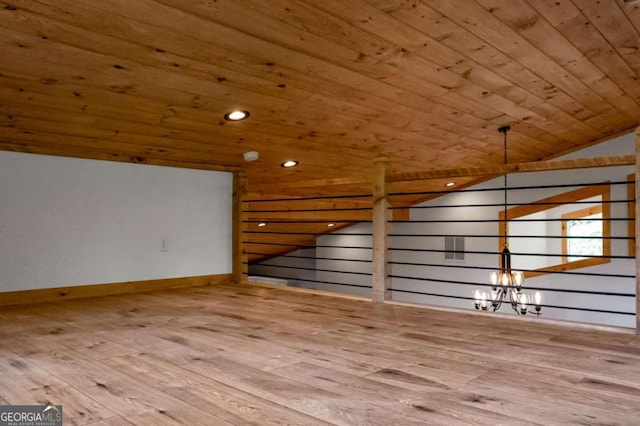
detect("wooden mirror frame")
[499,183,611,278]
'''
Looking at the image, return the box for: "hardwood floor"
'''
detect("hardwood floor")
[1,283,639,425]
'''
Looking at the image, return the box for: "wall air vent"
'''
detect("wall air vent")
[444,236,465,261]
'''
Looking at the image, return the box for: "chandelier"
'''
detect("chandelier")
[473,125,542,315]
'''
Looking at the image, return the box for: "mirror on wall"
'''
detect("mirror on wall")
[501,183,611,277]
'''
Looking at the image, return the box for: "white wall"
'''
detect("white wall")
[249,248,317,288]
[0,152,232,292]
[316,223,372,298]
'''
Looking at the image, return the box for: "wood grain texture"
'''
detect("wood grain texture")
[0,274,230,307]
[1,0,640,260]
[0,283,639,425]
[389,154,635,182]
[232,172,248,283]
[372,158,391,303]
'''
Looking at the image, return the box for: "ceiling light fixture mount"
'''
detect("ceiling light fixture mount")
[473,125,542,316]
[224,110,250,121]
[243,151,259,162]
[281,160,299,168]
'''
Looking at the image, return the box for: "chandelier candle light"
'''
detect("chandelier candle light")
[473,125,543,316]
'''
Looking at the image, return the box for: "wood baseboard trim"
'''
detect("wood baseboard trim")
[0,274,231,307]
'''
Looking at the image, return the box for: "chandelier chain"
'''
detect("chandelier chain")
[502,127,509,248]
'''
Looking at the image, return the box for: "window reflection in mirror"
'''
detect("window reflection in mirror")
[501,184,610,278]
[562,203,603,262]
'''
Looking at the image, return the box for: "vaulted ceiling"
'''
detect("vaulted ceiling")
[2,0,640,261]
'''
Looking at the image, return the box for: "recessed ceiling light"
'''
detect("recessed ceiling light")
[445,182,456,187]
[281,160,299,168]
[224,110,250,121]
[327,223,335,227]
[258,222,267,227]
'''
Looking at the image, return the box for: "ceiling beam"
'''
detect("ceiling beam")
[0,141,240,173]
[249,175,371,192]
[388,154,635,182]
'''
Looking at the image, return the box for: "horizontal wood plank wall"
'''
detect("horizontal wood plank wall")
[0,274,230,307]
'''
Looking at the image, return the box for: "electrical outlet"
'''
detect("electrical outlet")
[160,238,169,252]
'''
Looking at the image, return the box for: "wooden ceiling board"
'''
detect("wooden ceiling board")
[624,1,640,36]
[0,142,241,173]
[306,0,598,140]
[422,3,626,132]
[1,0,640,262]
[477,0,640,119]
[1,88,440,175]
[379,1,628,131]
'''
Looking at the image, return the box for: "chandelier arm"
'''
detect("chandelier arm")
[492,292,504,311]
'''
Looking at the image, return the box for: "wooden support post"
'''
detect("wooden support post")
[232,172,248,284]
[372,157,391,303]
[636,129,640,335]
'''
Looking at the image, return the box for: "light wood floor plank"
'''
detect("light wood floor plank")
[85,418,134,426]
[1,283,639,425]
[102,353,330,425]
[0,352,116,425]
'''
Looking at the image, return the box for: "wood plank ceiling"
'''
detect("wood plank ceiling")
[2,0,640,262]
